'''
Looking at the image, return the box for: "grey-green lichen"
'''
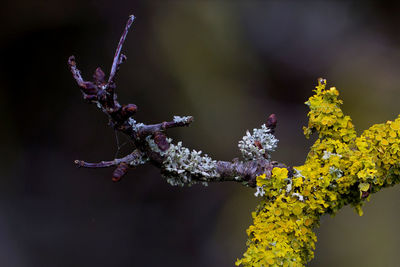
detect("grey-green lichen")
[238,124,278,161]
[162,141,219,186]
[143,122,280,187]
[173,115,193,124]
[128,118,145,132]
[128,154,149,166]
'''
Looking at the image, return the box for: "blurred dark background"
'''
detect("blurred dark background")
[1,1,400,266]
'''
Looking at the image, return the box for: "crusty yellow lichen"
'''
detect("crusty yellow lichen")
[236,79,400,266]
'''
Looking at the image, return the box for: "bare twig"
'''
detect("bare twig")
[107,15,135,88]
[74,150,143,168]
[74,150,145,182]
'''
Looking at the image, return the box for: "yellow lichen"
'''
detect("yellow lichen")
[236,79,400,266]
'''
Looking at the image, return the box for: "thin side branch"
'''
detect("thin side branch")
[74,150,143,168]
[108,15,135,87]
[68,56,91,91]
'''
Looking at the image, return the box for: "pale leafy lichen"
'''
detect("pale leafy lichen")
[128,117,145,132]
[162,141,219,187]
[173,115,192,124]
[238,124,279,160]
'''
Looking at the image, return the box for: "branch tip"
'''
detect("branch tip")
[108,15,136,86]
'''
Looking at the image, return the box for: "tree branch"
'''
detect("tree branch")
[69,15,287,186]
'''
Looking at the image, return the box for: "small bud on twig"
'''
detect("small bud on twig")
[254,140,263,150]
[112,162,129,182]
[154,131,170,151]
[93,67,106,85]
[121,104,137,118]
[266,114,277,130]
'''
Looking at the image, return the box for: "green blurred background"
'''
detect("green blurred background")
[1,1,400,266]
